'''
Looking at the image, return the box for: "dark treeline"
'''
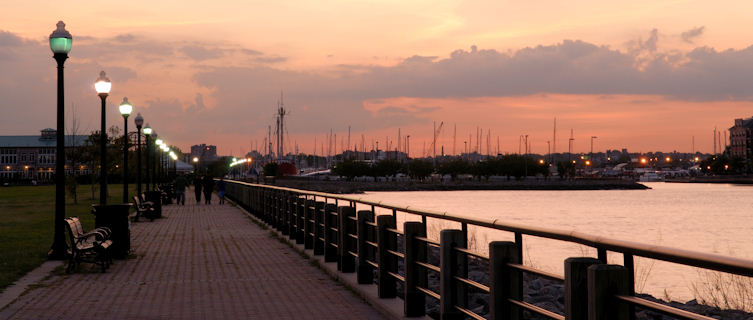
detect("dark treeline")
[330,155,553,181]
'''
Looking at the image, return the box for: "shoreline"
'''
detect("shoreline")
[665,176,753,184]
[267,178,649,194]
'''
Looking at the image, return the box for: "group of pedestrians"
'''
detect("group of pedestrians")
[172,173,226,205]
[192,174,226,204]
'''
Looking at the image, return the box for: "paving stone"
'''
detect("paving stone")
[1,190,385,319]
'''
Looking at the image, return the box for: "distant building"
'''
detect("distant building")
[0,128,88,182]
[190,144,218,162]
[729,117,753,160]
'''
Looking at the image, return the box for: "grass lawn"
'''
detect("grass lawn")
[0,184,140,291]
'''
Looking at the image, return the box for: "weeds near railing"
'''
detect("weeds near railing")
[691,270,753,312]
[634,257,656,294]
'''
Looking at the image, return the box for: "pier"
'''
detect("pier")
[3,181,753,319]
[0,191,385,319]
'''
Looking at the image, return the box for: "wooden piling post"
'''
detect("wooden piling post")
[377,214,397,298]
[488,241,521,320]
[338,206,356,272]
[313,201,325,255]
[357,210,374,284]
[440,229,465,320]
[564,257,601,320]
[287,195,296,238]
[280,192,289,235]
[588,264,630,320]
[295,197,306,244]
[324,203,338,262]
[404,221,427,317]
[304,200,315,249]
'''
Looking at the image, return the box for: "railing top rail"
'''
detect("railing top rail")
[227,180,753,277]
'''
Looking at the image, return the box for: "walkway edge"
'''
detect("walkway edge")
[231,201,429,320]
[0,260,63,311]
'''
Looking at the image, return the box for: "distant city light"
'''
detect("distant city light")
[640,158,647,164]
[665,157,671,162]
[538,159,544,164]
[229,158,252,167]
[585,160,591,166]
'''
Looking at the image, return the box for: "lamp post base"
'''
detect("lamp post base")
[48,244,69,260]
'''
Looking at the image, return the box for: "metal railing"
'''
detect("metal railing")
[225,180,753,320]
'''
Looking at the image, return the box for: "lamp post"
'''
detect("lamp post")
[119,98,133,203]
[143,124,152,191]
[49,21,72,260]
[155,139,163,185]
[192,156,199,173]
[169,151,177,177]
[162,145,170,180]
[95,71,111,205]
[134,113,144,197]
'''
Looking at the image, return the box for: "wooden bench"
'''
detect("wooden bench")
[133,195,157,221]
[154,187,170,204]
[64,217,113,273]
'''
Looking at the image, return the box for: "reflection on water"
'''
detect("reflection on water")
[357,182,753,301]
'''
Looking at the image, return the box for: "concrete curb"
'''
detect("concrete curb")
[229,201,430,320]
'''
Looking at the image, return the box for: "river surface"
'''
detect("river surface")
[355,182,753,302]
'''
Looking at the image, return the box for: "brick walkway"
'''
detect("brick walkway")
[1,190,386,319]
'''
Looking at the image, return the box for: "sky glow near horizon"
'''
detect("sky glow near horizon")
[2,1,753,156]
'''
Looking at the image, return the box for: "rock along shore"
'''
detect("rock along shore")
[268,178,649,194]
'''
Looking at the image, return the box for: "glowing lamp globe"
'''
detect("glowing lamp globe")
[119,97,133,117]
[49,21,72,54]
[134,113,144,127]
[94,71,111,94]
[143,124,153,136]
[155,139,163,146]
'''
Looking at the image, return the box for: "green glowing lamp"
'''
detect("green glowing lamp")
[49,21,72,54]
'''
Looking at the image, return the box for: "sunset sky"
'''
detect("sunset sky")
[2,0,753,156]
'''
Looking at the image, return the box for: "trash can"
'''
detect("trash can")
[143,190,163,219]
[92,204,132,259]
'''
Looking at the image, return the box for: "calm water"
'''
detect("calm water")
[356,182,753,301]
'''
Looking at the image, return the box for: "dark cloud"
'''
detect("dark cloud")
[113,34,136,42]
[182,45,224,61]
[368,105,439,128]
[189,33,753,135]
[681,26,705,43]
[254,55,286,64]
[241,48,263,56]
[4,27,753,145]
[0,30,24,47]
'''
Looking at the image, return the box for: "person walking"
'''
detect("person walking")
[217,177,226,205]
[202,174,214,204]
[193,174,203,203]
[174,173,187,205]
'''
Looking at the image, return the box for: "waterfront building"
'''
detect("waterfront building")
[729,117,753,161]
[0,129,88,182]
